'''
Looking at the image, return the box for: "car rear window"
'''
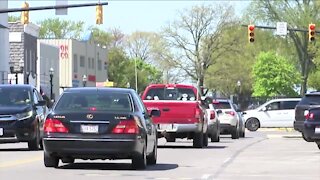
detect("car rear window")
[212,101,231,109]
[54,92,133,112]
[298,95,320,105]
[144,87,196,101]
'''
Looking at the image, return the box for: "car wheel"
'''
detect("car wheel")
[211,130,220,142]
[44,153,59,168]
[231,125,239,139]
[28,128,40,151]
[193,132,204,148]
[302,133,313,142]
[246,118,260,131]
[240,129,245,138]
[132,144,147,170]
[147,139,157,165]
[203,131,208,147]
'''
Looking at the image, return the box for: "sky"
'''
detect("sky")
[7,0,250,35]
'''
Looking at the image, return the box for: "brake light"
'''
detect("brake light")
[112,120,139,134]
[195,108,201,119]
[44,118,69,133]
[226,111,235,116]
[305,112,314,120]
[210,110,216,120]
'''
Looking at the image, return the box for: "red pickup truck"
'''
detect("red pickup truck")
[141,84,208,148]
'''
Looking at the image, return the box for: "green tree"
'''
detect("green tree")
[8,15,19,22]
[38,18,84,39]
[252,52,301,97]
[245,0,320,95]
[163,4,238,95]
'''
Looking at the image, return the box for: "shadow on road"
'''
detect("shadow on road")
[0,147,30,151]
[58,162,178,171]
[157,145,226,149]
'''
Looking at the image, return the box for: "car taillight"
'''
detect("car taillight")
[210,110,216,120]
[112,120,139,134]
[226,111,235,116]
[305,112,314,120]
[195,108,201,119]
[44,118,69,133]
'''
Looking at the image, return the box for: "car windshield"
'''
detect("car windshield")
[54,92,133,112]
[0,87,32,106]
[212,101,231,109]
[145,87,196,101]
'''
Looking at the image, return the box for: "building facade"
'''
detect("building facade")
[0,0,9,84]
[8,22,39,85]
[39,39,108,93]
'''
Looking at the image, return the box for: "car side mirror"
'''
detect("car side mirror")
[150,109,161,117]
[36,100,46,106]
[216,109,222,114]
[261,107,267,111]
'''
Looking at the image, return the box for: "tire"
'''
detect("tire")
[203,131,208,147]
[231,125,239,139]
[316,141,320,150]
[193,132,204,148]
[240,129,245,138]
[211,132,220,142]
[44,153,59,168]
[28,128,40,151]
[302,133,313,142]
[147,140,157,165]
[246,118,260,132]
[132,145,147,170]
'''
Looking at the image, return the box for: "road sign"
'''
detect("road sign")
[276,22,287,35]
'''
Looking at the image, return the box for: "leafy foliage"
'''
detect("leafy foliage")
[252,52,301,97]
[38,18,84,39]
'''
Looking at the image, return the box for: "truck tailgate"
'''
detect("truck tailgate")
[143,100,199,124]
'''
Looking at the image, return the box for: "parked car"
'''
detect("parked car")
[141,84,208,148]
[0,85,47,150]
[211,99,240,139]
[243,98,301,131]
[233,104,245,138]
[206,103,220,142]
[43,87,160,169]
[294,92,320,141]
[302,107,320,150]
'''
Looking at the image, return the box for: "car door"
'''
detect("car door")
[33,89,46,131]
[280,100,300,127]
[259,101,284,127]
[134,92,156,153]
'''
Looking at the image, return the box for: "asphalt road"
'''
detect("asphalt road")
[0,130,319,180]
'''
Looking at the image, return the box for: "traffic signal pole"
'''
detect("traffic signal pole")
[0,2,108,14]
[242,24,319,33]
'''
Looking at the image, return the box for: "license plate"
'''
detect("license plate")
[158,124,175,131]
[0,128,3,136]
[315,127,320,134]
[81,125,99,133]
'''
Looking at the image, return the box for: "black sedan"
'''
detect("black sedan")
[304,107,320,150]
[43,87,160,169]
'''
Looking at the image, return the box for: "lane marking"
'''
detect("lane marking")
[0,156,42,169]
[201,174,213,179]
[223,157,231,164]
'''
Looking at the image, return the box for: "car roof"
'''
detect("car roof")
[267,98,301,102]
[63,87,135,94]
[0,84,34,90]
[305,91,320,96]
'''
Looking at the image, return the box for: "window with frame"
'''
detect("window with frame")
[88,57,91,69]
[80,56,85,67]
[98,59,102,70]
[73,54,78,73]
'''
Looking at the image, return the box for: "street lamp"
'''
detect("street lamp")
[9,59,24,84]
[82,74,87,87]
[49,67,54,100]
[134,58,138,92]
[237,80,241,106]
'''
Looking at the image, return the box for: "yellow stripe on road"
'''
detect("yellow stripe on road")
[0,156,42,169]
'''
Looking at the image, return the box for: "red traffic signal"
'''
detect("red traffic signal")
[309,24,316,42]
[248,25,255,43]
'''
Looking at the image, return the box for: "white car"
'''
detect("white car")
[243,98,301,131]
[206,104,220,142]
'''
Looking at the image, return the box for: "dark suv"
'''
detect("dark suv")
[0,85,47,150]
[294,92,320,141]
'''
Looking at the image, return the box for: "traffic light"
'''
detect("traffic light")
[248,25,255,43]
[96,4,103,24]
[309,23,316,42]
[21,2,29,24]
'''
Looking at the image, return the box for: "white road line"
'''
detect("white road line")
[201,174,213,179]
[223,157,232,164]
